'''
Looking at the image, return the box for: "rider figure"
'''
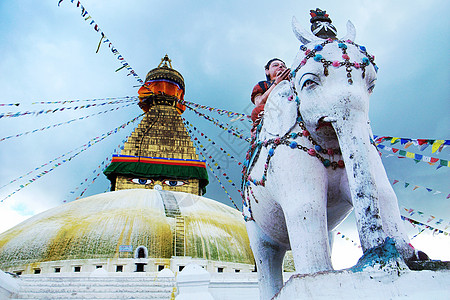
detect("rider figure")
[250,58,291,123]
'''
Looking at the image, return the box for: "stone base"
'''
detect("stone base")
[273,267,450,300]
[406,260,450,271]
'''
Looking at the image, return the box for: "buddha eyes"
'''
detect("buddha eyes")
[163,180,187,187]
[130,178,153,185]
[129,178,187,187]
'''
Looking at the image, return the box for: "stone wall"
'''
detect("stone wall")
[3,257,254,276]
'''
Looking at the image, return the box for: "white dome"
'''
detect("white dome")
[0,189,253,270]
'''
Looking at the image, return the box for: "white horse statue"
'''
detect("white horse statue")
[242,11,425,300]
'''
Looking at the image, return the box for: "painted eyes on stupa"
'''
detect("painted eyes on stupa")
[128,178,187,186]
[130,178,153,185]
[163,180,187,187]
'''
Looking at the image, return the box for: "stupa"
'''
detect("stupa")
[104,55,209,196]
[0,56,254,278]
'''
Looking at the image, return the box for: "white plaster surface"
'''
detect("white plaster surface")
[274,269,450,300]
[176,264,214,300]
[0,270,19,299]
[2,268,448,300]
[6,273,176,299]
[209,273,260,300]
[157,268,175,278]
[89,268,108,277]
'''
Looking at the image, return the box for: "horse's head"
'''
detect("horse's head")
[290,17,378,144]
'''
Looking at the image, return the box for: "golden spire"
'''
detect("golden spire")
[158,54,173,68]
[104,55,208,195]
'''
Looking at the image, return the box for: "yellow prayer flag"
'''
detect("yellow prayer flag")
[432,140,445,153]
[391,137,399,144]
[406,152,415,159]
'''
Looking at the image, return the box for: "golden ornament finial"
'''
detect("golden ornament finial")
[158,54,173,68]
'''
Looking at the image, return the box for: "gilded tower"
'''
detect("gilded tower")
[0,56,254,279]
[104,55,208,195]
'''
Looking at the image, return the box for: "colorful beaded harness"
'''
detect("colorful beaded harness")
[241,39,378,222]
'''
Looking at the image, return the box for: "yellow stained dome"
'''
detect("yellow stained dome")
[0,189,253,270]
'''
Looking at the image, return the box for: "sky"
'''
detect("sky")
[0,0,448,269]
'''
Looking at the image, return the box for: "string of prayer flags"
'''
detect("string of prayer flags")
[103,183,111,194]
[191,138,240,211]
[184,103,250,142]
[0,102,135,143]
[0,140,98,191]
[336,232,361,248]
[191,138,242,194]
[0,98,137,119]
[182,100,251,122]
[377,144,449,168]
[68,156,111,201]
[400,206,449,238]
[0,114,143,202]
[184,122,241,210]
[390,178,446,198]
[374,136,449,153]
[68,134,131,202]
[0,103,20,107]
[410,228,427,240]
[0,96,136,110]
[185,103,249,138]
[31,96,138,105]
[183,118,243,168]
[401,215,449,237]
[401,207,449,231]
[185,121,243,195]
[58,0,143,84]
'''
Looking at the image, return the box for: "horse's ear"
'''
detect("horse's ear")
[263,81,298,137]
[340,20,356,41]
[292,16,319,45]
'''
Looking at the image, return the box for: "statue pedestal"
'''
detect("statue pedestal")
[274,266,450,300]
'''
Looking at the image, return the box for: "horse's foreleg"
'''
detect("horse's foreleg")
[370,148,416,260]
[246,221,286,300]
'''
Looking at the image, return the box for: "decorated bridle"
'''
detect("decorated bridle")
[292,39,378,85]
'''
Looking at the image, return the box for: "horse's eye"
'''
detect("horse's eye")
[368,84,375,94]
[301,79,318,90]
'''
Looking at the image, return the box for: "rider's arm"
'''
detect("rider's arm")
[254,69,291,107]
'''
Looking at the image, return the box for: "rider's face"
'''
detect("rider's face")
[266,60,287,80]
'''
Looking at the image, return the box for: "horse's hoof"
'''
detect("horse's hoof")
[408,250,430,262]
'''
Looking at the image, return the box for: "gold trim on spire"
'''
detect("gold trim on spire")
[158,54,173,69]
